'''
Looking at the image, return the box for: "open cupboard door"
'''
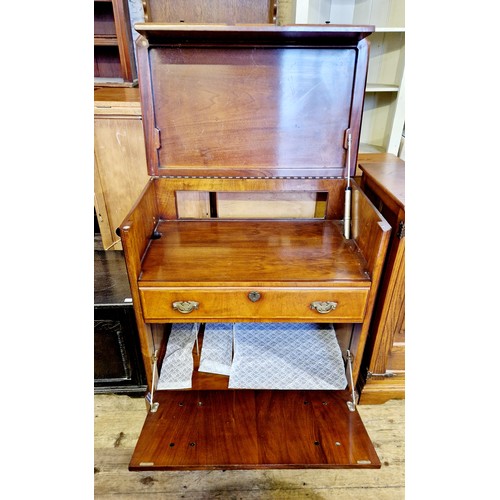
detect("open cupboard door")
[129,389,380,470]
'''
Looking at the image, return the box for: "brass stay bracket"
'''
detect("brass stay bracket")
[346,349,357,412]
[146,349,160,413]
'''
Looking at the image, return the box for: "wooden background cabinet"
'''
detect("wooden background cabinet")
[357,156,405,403]
[94,0,139,86]
[94,249,147,394]
[94,87,149,250]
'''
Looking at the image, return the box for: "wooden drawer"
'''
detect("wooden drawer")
[139,287,369,322]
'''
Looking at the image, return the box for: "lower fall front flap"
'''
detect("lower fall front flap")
[129,389,381,470]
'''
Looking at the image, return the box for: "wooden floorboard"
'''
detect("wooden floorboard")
[94,394,404,498]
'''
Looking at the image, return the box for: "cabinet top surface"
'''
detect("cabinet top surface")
[94,87,142,114]
[136,24,373,178]
[359,158,405,210]
[139,219,371,286]
[94,87,140,103]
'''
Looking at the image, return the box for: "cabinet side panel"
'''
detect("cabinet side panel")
[349,181,391,380]
[120,180,159,388]
[351,182,390,278]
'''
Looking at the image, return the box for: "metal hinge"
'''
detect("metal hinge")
[154,127,161,150]
[397,221,405,239]
[147,350,159,413]
[346,350,358,412]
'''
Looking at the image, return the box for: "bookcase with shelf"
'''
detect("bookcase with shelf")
[94,0,138,87]
[295,0,405,156]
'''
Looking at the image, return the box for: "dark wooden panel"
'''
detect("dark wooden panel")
[94,249,147,393]
[94,46,122,79]
[94,307,147,394]
[144,0,275,24]
[94,317,132,381]
[94,250,132,305]
[129,390,380,470]
[94,1,116,36]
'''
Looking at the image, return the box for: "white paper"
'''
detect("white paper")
[228,323,347,390]
[157,323,199,389]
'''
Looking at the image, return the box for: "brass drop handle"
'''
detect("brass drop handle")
[310,301,338,314]
[172,301,199,314]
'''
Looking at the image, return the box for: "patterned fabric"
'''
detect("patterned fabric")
[198,323,234,376]
[228,323,347,390]
[157,323,199,389]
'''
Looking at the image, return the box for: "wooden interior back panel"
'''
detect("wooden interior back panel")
[153,177,346,220]
[216,191,322,219]
[129,390,381,470]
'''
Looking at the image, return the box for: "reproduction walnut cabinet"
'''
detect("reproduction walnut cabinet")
[120,24,391,470]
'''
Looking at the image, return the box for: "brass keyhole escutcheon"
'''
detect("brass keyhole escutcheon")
[248,291,261,302]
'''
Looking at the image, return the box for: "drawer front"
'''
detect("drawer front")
[139,287,369,322]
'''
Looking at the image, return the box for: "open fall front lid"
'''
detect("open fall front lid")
[135,24,374,178]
